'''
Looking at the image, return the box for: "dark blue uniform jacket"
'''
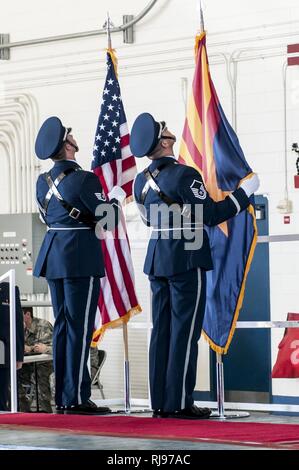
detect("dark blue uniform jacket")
[134,157,250,276]
[34,160,119,280]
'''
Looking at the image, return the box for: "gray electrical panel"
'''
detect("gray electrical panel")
[0,213,48,295]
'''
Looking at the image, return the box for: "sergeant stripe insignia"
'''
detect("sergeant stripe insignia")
[190,180,207,200]
[95,192,107,202]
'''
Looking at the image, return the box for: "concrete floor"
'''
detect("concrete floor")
[0,410,298,450]
[0,430,269,450]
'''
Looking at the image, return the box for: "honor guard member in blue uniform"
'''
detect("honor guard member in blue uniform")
[34,117,125,415]
[131,113,260,419]
[0,283,24,411]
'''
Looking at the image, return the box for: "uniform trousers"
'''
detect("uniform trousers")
[149,268,206,412]
[48,276,101,407]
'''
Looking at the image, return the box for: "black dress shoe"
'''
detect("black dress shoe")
[55,405,65,414]
[152,409,170,418]
[169,405,211,420]
[64,399,111,415]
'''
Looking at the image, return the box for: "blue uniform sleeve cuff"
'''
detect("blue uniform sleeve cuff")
[231,187,250,212]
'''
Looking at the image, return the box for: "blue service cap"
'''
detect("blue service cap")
[35,116,71,160]
[130,113,166,158]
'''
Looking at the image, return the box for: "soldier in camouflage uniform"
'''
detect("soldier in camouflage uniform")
[18,308,53,413]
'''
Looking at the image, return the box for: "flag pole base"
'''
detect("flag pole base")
[210,411,250,420]
[112,408,151,415]
[215,353,250,420]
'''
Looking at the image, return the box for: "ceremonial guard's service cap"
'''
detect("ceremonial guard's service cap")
[130,112,166,158]
[35,116,71,160]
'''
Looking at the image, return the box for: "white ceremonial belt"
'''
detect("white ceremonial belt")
[47,227,92,231]
[152,226,203,232]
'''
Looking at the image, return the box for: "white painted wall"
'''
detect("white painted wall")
[1,0,299,402]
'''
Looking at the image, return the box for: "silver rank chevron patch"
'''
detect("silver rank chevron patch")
[190,180,207,200]
[95,192,107,202]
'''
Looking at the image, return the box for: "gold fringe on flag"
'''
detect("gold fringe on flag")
[91,304,142,347]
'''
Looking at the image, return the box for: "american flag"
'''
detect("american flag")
[91,49,141,345]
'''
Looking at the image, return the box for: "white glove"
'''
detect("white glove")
[239,174,260,197]
[108,186,126,204]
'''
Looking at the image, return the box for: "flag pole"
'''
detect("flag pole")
[104,12,114,50]
[194,1,249,421]
[103,14,132,415]
[122,323,131,414]
[195,0,226,421]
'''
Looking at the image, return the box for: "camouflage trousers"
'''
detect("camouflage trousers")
[18,362,53,413]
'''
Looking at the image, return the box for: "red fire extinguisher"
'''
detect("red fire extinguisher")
[292,143,299,188]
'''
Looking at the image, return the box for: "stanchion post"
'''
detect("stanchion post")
[9,269,17,413]
[123,323,131,414]
[216,352,225,418]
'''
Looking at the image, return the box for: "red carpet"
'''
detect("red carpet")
[0,414,299,448]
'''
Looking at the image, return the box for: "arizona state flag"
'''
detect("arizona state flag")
[179,32,257,354]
